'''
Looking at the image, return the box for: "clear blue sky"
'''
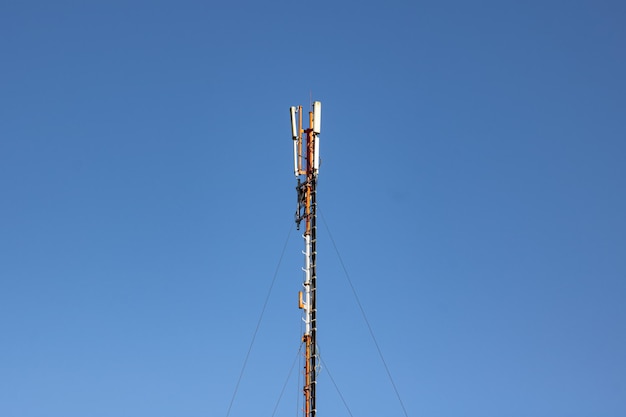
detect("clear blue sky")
[1,1,624,416]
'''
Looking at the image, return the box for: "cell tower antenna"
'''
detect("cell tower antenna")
[290,100,321,417]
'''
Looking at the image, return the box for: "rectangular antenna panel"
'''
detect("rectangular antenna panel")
[290,106,298,139]
[313,101,321,134]
[314,135,320,172]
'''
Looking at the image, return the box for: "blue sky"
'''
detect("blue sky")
[1,1,625,416]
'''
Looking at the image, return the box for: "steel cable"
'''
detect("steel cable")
[319,209,410,417]
[271,344,303,417]
[224,222,294,417]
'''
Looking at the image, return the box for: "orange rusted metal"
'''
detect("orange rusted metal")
[303,333,312,416]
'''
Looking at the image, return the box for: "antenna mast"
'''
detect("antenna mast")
[291,101,321,417]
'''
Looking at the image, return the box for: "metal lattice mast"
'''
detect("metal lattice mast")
[291,101,321,417]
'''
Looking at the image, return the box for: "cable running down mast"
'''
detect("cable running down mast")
[290,101,321,417]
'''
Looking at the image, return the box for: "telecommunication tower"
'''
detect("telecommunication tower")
[290,101,321,417]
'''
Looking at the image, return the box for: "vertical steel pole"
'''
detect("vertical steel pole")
[310,170,317,417]
[293,102,320,417]
[308,109,317,417]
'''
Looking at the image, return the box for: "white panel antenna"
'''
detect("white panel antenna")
[290,106,298,139]
[313,101,321,134]
[291,106,300,177]
[314,133,320,173]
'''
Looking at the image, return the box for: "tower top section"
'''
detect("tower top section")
[290,102,321,178]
